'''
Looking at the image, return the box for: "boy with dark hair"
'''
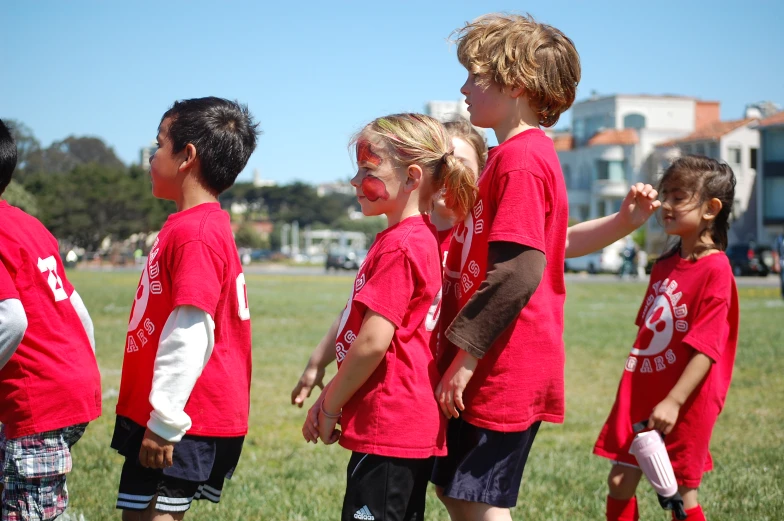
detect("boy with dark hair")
[431,13,580,521]
[111,97,259,520]
[0,118,101,521]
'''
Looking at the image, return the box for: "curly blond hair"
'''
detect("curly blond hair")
[453,13,581,127]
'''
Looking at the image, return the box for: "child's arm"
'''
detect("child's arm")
[69,290,95,353]
[0,298,27,370]
[139,305,215,469]
[291,311,341,407]
[316,310,396,444]
[439,242,546,418]
[648,351,714,435]
[565,183,660,259]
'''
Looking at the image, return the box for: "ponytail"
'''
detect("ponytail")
[438,152,478,221]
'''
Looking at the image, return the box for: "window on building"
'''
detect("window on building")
[596,160,626,182]
[728,146,742,165]
[695,143,706,156]
[763,177,784,222]
[708,143,720,159]
[578,164,592,189]
[764,130,784,161]
[681,144,692,154]
[574,119,585,145]
[562,164,572,189]
[750,147,758,170]
[623,113,646,130]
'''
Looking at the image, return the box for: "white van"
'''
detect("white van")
[564,238,625,274]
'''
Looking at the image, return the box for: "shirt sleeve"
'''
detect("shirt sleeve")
[70,290,96,353]
[682,296,730,363]
[353,250,415,328]
[0,298,27,370]
[0,261,19,301]
[446,242,545,358]
[147,305,216,442]
[170,241,225,317]
[488,169,547,253]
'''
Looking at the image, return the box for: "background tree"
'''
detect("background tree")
[3,180,39,215]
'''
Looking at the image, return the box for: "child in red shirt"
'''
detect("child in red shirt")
[594,156,739,521]
[300,113,477,521]
[0,119,101,521]
[111,97,259,519]
[432,119,487,264]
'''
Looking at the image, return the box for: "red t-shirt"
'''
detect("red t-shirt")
[0,201,101,439]
[439,128,569,432]
[116,203,252,437]
[593,252,739,486]
[336,214,446,458]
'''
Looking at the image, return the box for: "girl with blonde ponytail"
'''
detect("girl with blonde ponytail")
[297,113,477,521]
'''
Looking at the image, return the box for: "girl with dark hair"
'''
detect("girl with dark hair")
[593,156,740,521]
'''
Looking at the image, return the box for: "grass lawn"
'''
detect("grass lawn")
[62,271,783,520]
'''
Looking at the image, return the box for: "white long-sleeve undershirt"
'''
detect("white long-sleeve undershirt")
[70,290,95,352]
[0,298,27,370]
[147,305,215,443]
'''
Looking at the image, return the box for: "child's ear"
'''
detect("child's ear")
[508,84,526,99]
[179,143,198,173]
[703,197,723,221]
[405,164,423,192]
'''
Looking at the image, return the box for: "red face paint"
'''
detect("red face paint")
[357,140,382,167]
[361,176,389,202]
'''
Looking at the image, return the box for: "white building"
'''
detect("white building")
[755,111,784,243]
[252,168,276,188]
[653,117,760,243]
[426,100,471,123]
[557,94,722,222]
[139,141,157,170]
[316,182,354,197]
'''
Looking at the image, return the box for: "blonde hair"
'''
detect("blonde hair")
[443,118,488,173]
[353,114,478,220]
[453,13,581,127]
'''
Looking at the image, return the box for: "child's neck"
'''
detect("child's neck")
[493,98,541,144]
[386,192,431,228]
[678,228,716,259]
[175,175,219,212]
[429,210,454,232]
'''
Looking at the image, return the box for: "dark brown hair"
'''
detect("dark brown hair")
[658,155,736,260]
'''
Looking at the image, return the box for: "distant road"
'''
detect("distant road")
[74,263,781,288]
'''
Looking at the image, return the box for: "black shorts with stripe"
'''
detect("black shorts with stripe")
[111,416,244,513]
[342,452,433,521]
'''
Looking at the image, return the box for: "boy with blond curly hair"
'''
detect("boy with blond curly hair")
[431,13,578,520]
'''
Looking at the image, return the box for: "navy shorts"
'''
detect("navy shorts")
[110,416,244,514]
[431,417,540,508]
[342,452,433,521]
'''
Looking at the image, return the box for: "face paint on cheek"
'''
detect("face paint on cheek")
[357,140,382,167]
[361,176,389,202]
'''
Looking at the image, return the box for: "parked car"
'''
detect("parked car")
[726,242,774,276]
[564,239,625,274]
[325,247,367,271]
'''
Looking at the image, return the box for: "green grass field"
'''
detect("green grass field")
[62,272,783,520]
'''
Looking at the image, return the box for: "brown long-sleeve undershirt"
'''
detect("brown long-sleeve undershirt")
[445,241,546,359]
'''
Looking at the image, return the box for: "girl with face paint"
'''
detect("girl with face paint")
[296,114,477,521]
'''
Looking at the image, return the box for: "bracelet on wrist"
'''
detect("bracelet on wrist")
[320,401,342,419]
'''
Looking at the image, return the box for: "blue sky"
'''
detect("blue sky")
[2,1,782,184]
